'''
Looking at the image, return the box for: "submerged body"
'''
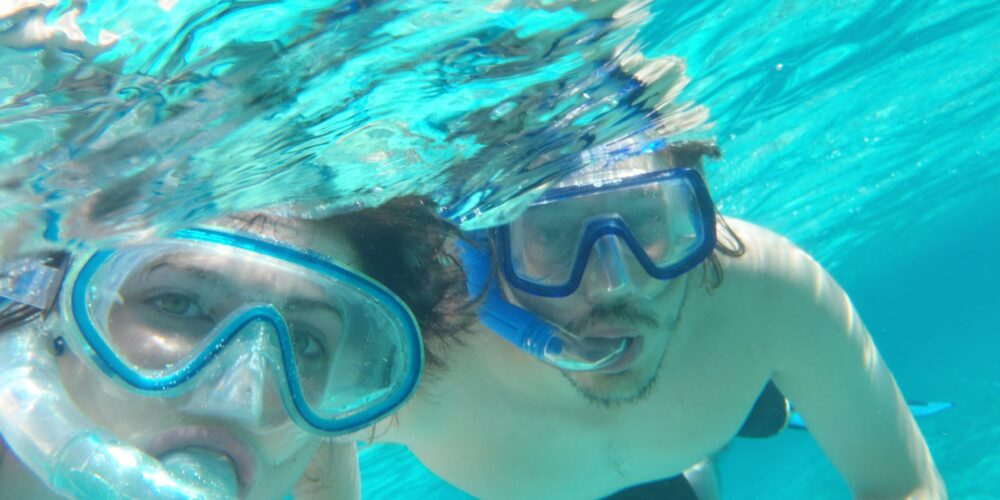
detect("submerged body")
[384,218,943,499]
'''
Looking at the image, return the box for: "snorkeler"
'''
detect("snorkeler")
[0,208,433,499]
[369,140,946,499]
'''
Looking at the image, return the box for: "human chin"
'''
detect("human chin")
[249,422,321,499]
[563,332,666,407]
[244,434,318,500]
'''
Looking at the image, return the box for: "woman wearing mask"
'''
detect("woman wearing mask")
[0,199,466,499]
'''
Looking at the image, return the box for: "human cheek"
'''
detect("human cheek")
[107,306,200,368]
[637,274,670,301]
[253,421,319,465]
[58,353,180,438]
[248,431,320,497]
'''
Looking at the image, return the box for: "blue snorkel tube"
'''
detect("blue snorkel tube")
[456,237,629,371]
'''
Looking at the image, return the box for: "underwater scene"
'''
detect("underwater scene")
[0,0,996,499]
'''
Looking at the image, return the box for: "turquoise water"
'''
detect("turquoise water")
[1,0,997,498]
[1,0,698,239]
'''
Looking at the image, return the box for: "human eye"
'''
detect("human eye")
[295,331,327,359]
[143,290,209,320]
[117,287,217,343]
[289,323,332,365]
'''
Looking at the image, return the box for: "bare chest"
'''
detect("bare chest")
[395,278,780,499]
[401,343,769,499]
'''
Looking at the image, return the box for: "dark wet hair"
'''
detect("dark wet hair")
[662,141,745,289]
[320,197,476,375]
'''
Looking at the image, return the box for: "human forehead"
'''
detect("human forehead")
[210,214,363,271]
[557,152,666,189]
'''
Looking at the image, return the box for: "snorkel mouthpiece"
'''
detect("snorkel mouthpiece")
[457,239,628,371]
[161,448,241,496]
[0,325,239,499]
[550,334,632,372]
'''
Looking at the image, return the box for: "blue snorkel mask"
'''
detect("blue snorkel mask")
[459,144,717,372]
[65,227,422,436]
[0,227,422,498]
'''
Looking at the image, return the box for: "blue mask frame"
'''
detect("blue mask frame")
[68,227,423,436]
[495,167,718,298]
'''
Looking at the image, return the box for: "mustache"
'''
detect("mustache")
[565,302,660,334]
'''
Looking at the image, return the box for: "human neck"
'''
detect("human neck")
[469,325,601,408]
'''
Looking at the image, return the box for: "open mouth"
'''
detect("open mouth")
[146,426,257,498]
[589,335,642,374]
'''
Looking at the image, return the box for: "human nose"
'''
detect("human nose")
[181,323,280,426]
[583,235,639,302]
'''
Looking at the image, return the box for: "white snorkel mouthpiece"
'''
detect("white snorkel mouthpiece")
[539,328,632,371]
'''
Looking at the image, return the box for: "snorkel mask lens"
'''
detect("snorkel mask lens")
[67,228,422,435]
[499,167,716,298]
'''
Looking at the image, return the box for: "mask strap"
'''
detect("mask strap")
[0,255,68,310]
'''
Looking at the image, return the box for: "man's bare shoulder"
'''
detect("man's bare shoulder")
[712,217,873,367]
[715,217,822,279]
[712,217,841,303]
[715,222,945,498]
[703,217,847,342]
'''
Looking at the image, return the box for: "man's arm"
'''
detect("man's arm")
[760,235,945,499]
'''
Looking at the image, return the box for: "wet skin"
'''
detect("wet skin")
[380,218,943,499]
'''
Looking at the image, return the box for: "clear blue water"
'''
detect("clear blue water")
[1,0,997,498]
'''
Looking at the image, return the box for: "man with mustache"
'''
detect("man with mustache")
[373,140,944,499]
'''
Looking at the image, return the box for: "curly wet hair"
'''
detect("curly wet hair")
[320,197,477,374]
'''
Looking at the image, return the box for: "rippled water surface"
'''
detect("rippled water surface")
[2,0,713,244]
[1,0,997,498]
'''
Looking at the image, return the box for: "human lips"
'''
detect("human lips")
[145,425,257,497]
[579,325,639,339]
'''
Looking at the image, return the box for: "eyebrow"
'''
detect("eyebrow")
[285,296,343,317]
[144,260,229,285]
[143,259,343,315]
